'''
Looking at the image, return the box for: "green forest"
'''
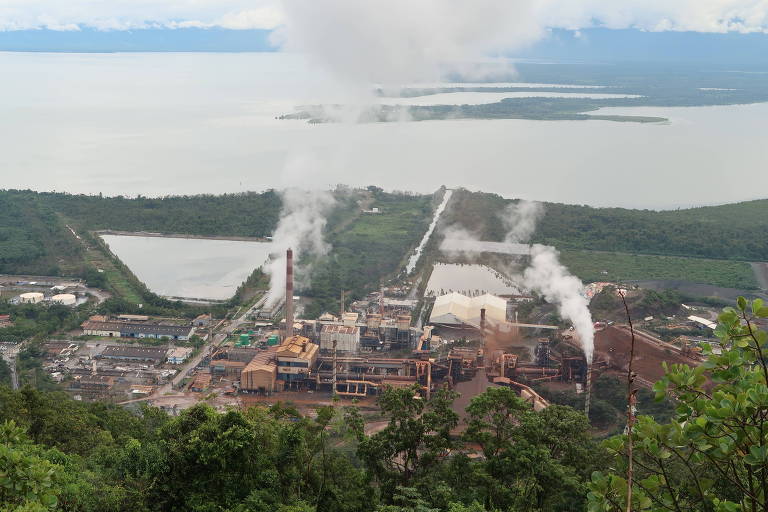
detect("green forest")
[1,186,766,312]
[439,189,766,290]
[2,299,768,511]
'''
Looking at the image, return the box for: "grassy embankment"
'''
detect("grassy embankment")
[559,250,759,290]
[304,189,436,317]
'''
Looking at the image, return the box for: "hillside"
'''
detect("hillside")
[442,189,768,261]
[1,188,765,297]
[0,192,82,276]
[438,189,767,289]
[0,189,436,309]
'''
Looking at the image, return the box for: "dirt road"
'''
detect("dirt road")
[752,262,768,291]
[594,325,700,386]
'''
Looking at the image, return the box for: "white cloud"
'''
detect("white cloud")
[0,1,284,31]
[271,0,768,87]
[275,0,545,86]
[540,0,768,34]
[1,0,767,40]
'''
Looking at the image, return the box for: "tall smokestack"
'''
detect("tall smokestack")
[480,308,487,345]
[584,365,592,419]
[285,248,294,340]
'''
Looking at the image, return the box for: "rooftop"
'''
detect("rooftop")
[242,347,278,374]
[100,345,168,360]
[277,335,318,361]
[167,347,193,358]
[321,324,359,335]
[82,320,192,337]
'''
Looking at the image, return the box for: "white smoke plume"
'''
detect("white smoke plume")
[264,188,335,307]
[498,200,595,362]
[503,200,544,244]
[274,0,545,88]
[524,245,594,363]
[438,224,481,256]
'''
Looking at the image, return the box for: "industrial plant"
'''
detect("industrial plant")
[160,248,636,414]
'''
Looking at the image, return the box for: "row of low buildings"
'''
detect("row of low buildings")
[82,319,195,341]
[98,345,193,365]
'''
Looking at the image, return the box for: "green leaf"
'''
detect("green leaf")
[738,296,747,311]
[752,299,764,315]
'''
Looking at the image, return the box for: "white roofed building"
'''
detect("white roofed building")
[429,292,507,327]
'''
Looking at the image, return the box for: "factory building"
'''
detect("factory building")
[341,312,359,327]
[320,325,360,353]
[99,346,168,364]
[276,335,318,384]
[211,360,247,378]
[239,335,319,393]
[71,375,115,393]
[240,348,278,393]
[50,293,77,306]
[19,292,44,304]
[429,292,507,327]
[81,320,193,340]
[117,314,149,322]
[166,347,193,364]
[193,314,212,327]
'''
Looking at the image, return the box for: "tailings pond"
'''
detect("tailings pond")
[426,263,520,296]
[100,235,272,301]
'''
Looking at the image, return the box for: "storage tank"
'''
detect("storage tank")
[238,334,250,346]
[51,293,77,306]
[19,292,44,304]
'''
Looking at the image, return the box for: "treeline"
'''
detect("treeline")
[3,298,767,511]
[0,384,605,512]
[11,189,283,237]
[0,192,82,275]
[441,189,768,261]
[0,302,90,343]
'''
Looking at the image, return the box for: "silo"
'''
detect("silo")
[51,294,77,306]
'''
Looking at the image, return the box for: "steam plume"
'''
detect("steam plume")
[503,200,544,244]
[275,0,544,87]
[499,200,595,363]
[524,245,594,363]
[265,188,335,307]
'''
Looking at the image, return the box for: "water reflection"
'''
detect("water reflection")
[101,235,271,300]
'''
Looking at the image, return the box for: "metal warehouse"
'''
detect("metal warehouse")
[82,320,193,340]
[99,345,169,363]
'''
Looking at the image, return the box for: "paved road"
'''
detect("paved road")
[0,343,21,390]
[156,295,266,395]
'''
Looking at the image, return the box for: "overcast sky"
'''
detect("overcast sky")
[2,0,768,34]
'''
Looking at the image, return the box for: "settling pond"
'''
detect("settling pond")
[426,263,520,296]
[100,235,272,301]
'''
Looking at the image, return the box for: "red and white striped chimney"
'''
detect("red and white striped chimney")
[285,248,294,340]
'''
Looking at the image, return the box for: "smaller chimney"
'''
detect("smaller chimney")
[285,248,294,340]
[584,365,592,418]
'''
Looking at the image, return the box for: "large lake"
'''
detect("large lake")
[2,52,768,209]
[100,235,272,300]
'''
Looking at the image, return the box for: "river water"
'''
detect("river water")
[2,52,768,209]
[100,235,272,300]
